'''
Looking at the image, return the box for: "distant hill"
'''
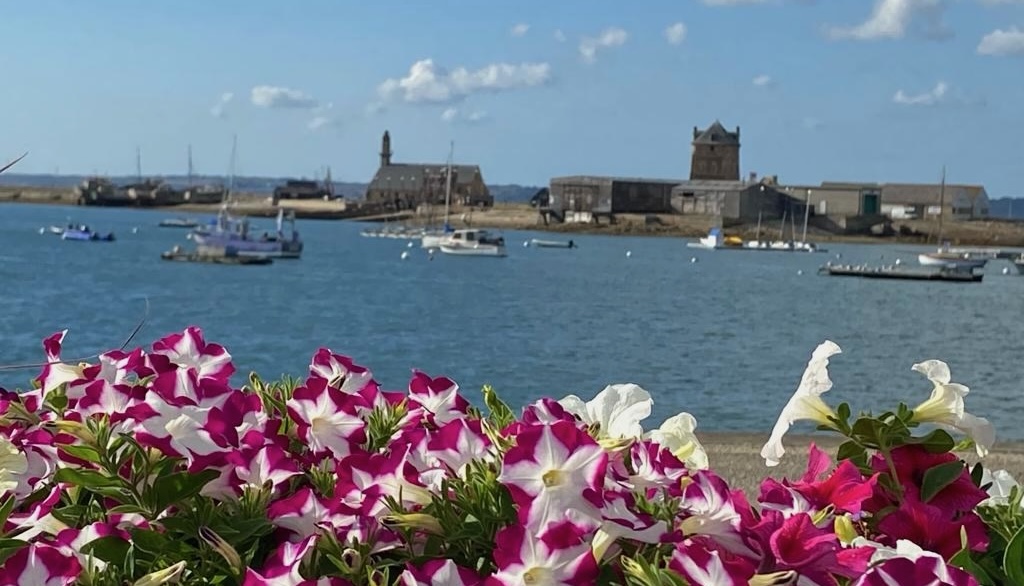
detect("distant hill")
[987,197,1024,219]
[0,173,544,203]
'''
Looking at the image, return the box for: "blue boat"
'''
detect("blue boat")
[61,224,115,242]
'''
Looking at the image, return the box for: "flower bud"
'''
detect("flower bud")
[368,569,386,586]
[380,513,443,535]
[340,548,362,573]
[133,561,186,585]
[750,571,798,586]
[834,514,857,545]
[198,527,242,570]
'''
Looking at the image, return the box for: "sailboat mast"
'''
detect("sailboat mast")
[187,144,194,187]
[443,141,453,229]
[135,146,142,183]
[227,134,238,202]
[937,165,946,244]
[802,194,811,243]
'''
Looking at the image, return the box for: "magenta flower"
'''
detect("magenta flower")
[868,445,987,514]
[521,398,578,426]
[226,442,301,495]
[34,330,84,397]
[677,471,756,556]
[398,559,483,586]
[488,521,598,586]
[852,555,979,586]
[408,371,470,426]
[287,378,366,459]
[615,439,688,495]
[333,448,432,519]
[243,534,318,585]
[669,537,756,586]
[760,443,877,517]
[748,511,862,586]
[425,418,493,477]
[150,326,235,382]
[875,497,989,558]
[0,543,82,586]
[498,421,608,531]
[308,349,376,395]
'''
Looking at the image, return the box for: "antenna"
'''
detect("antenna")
[135,146,142,182]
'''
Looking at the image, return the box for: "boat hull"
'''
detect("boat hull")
[439,244,507,257]
[192,235,303,259]
[917,253,987,270]
[822,265,983,283]
[62,230,114,242]
[530,239,574,249]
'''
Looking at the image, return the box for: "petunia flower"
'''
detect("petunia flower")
[908,360,995,457]
[286,378,366,459]
[978,468,1022,508]
[646,412,709,470]
[0,436,29,495]
[668,537,756,586]
[498,421,608,531]
[874,497,988,558]
[761,340,842,467]
[0,542,82,586]
[558,383,653,441]
[398,559,483,586]
[34,330,85,398]
[760,443,877,518]
[851,552,979,586]
[488,521,598,586]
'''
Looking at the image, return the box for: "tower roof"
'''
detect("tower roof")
[693,120,740,145]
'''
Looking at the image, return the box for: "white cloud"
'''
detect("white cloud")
[307,116,339,131]
[250,85,319,109]
[977,26,1024,55]
[554,29,567,42]
[440,107,488,124]
[579,27,629,62]
[893,81,948,105]
[210,92,234,118]
[378,59,551,104]
[826,0,950,41]
[510,23,530,37]
[665,22,688,45]
[752,74,774,87]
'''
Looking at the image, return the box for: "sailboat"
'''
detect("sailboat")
[917,166,987,270]
[421,142,456,249]
[792,196,827,253]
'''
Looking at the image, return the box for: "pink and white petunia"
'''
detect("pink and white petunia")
[407,371,469,426]
[498,421,607,531]
[287,378,365,459]
[676,471,756,557]
[0,542,82,586]
[227,442,302,495]
[425,418,493,477]
[488,521,598,586]
[129,396,228,463]
[852,554,979,586]
[308,349,375,395]
[243,534,317,585]
[398,559,483,586]
[150,326,234,382]
[668,538,757,586]
[35,330,85,397]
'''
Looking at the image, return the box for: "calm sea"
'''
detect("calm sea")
[2,203,1022,440]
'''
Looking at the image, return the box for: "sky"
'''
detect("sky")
[1,0,1023,195]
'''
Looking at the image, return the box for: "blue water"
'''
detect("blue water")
[3,203,1023,441]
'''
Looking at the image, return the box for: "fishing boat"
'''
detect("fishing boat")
[529,238,576,249]
[192,206,303,259]
[438,229,507,257]
[687,228,744,250]
[917,251,989,270]
[421,142,457,250]
[159,217,200,228]
[820,263,983,283]
[61,225,115,242]
[161,245,273,265]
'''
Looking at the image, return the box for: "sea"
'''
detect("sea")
[2,203,1023,441]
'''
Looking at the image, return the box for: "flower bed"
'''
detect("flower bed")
[1,327,1022,585]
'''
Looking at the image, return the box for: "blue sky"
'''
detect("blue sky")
[2,0,1023,195]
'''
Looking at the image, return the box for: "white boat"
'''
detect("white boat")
[687,228,743,250]
[917,252,988,270]
[529,238,576,249]
[438,229,507,257]
[421,142,456,250]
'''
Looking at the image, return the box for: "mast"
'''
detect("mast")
[135,146,142,183]
[443,141,453,231]
[226,134,237,203]
[187,144,194,187]
[778,209,786,240]
[801,194,811,243]
[937,165,946,245]
[755,211,762,242]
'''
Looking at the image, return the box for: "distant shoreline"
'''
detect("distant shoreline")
[5,185,1024,247]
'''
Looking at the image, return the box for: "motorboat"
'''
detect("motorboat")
[529,238,576,249]
[687,228,743,250]
[61,225,115,242]
[918,250,989,271]
[438,229,507,257]
[159,217,200,228]
[192,206,303,259]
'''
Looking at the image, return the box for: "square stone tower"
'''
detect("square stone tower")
[690,120,740,181]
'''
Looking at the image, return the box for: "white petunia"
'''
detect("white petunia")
[908,359,995,457]
[647,412,709,470]
[559,383,653,440]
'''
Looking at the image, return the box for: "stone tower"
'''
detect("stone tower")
[380,130,392,167]
[690,121,740,181]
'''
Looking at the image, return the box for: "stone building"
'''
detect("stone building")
[364,131,493,210]
[690,121,740,181]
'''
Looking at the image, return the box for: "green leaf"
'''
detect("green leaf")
[53,468,123,489]
[906,428,956,454]
[0,539,27,550]
[482,385,515,429]
[921,461,967,504]
[0,495,16,530]
[81,536,131,566]
[150,469,220,514]
[836,440,867,465]
[971,461,985,487]
[59,444,102,464]
[1004,525,1024,586]
[129,529,170,555]
[836,402,851,425]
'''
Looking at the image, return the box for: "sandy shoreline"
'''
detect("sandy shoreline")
[698,432,1024,495]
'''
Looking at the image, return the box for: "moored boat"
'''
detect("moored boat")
[438,229,507,257]
[529,238,576,249]
[161,245,273,265]
[61,225,115,242]
[192,206,303,259]
[917,252,988,271]
[159,217,200,228]
[820,263,983,283]
[687,228,744,250]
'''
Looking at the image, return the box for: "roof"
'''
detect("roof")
[692,120,740,146]
[672,179,763,193]
[880,183,987,205]
[368,163,483,191]
[551,175,684,185]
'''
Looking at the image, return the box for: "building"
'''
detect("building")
[690,121,740,181]
[548,176,680,218]
[671,180,790,223]
[775,183,882,218]
[364,131,493,210]
[877,183,989,220]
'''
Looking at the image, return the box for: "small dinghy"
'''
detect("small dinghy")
[529,238,576,249]
[61,225,115,242]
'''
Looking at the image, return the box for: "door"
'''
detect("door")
[862,193,880,215]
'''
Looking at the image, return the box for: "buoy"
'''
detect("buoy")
[835,253,842,259]
[400,251,409,260]
[132,227,139,234]
[407,241,413,248]
[797,269,804,275]
[38,227,45,235]
[690,257,697,263]
[895,258,902,265]
[626,251,632,258]
[523,241,529,247]
[1003,267,1010,275]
